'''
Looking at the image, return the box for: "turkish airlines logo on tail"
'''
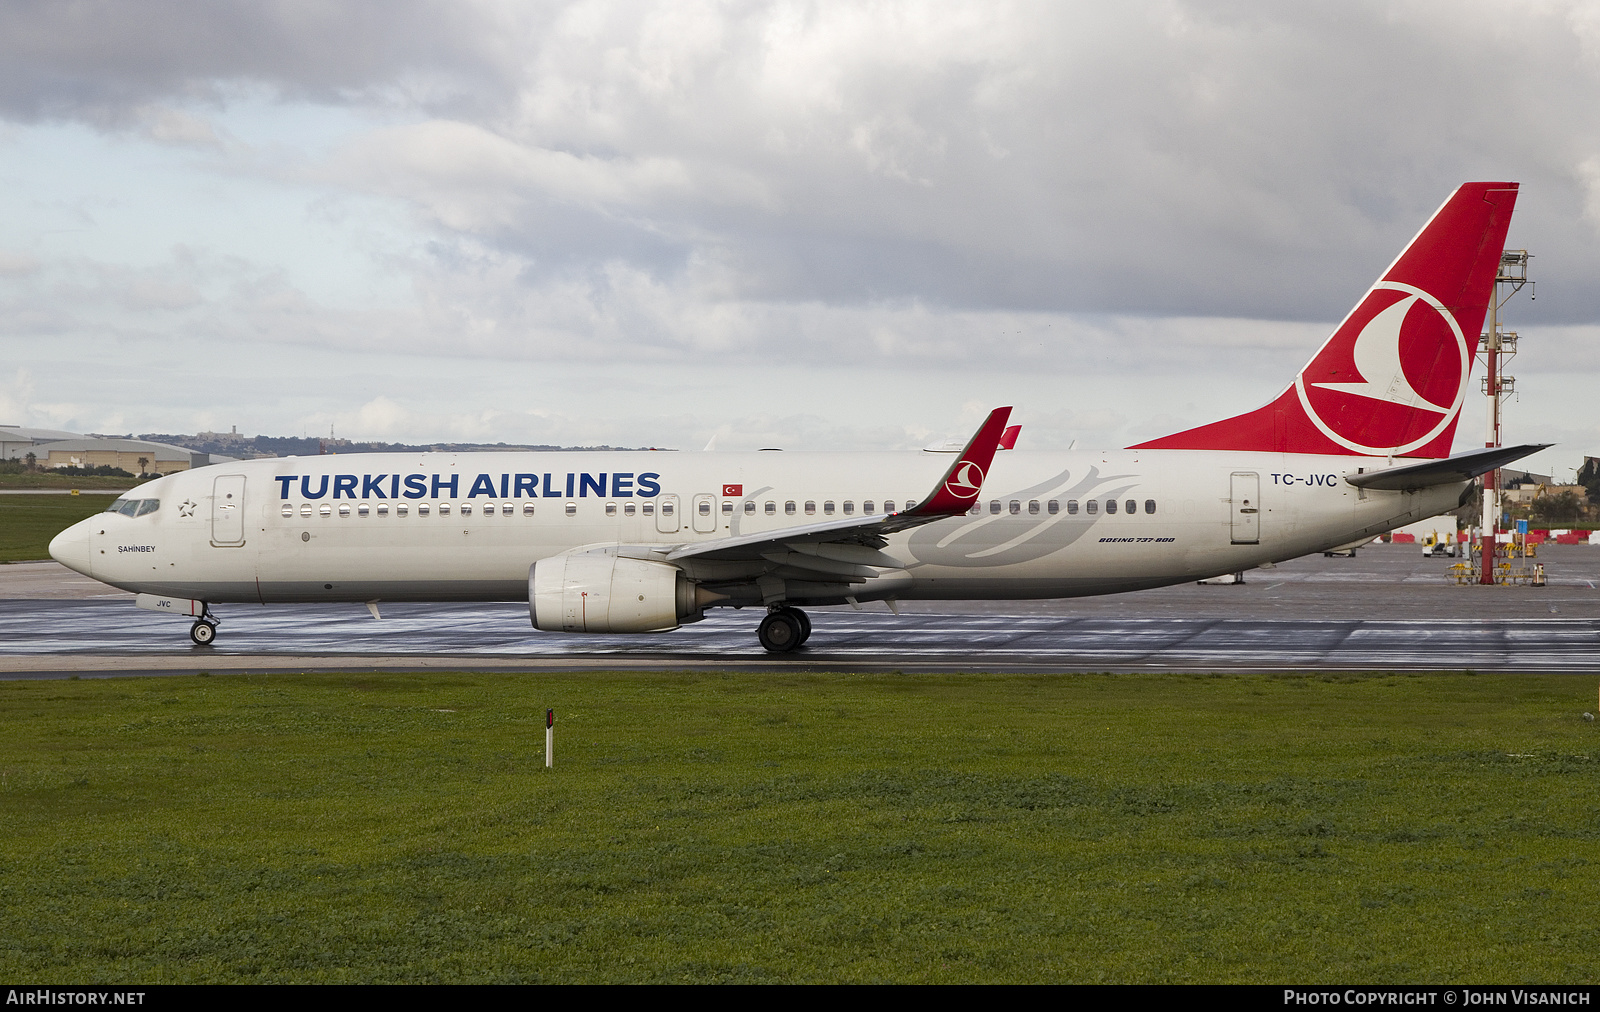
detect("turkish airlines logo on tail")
[945,461,985,500]
[1295,282,1470,455]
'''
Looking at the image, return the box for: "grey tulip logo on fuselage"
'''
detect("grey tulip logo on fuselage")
[905,466,1137,568]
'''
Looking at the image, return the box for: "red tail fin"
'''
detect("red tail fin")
[1131,182,1519,458]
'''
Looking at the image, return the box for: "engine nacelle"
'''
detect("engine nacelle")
[530,553,700,633]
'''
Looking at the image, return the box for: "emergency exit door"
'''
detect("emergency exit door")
[1230,471,1260,545]
[692,493,717,533]
[211,474,247,547]
[655,494,680,533]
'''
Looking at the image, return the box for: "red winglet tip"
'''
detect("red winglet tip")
[910,407,1012,516]
[998,425,1021,450]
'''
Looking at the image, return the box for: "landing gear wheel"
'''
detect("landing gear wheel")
[758,610,803,653]
[190,620,217,646]
[784,607,812,645]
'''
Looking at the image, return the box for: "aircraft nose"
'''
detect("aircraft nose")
[49,520,93,577]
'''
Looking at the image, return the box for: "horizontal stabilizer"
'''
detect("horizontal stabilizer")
[1344,443,1551,491]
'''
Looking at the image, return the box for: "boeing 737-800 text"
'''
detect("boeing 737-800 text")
[50,181,1544,652]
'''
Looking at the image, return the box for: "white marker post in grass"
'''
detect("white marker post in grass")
[545,708,554,769]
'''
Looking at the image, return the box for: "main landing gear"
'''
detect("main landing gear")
[189,607,219,647]
[757,606,812,653]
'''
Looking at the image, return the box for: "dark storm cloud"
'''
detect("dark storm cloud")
[3,0,1599,336]
[0,0,501,121]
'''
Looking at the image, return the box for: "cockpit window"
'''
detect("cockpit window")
[107,498,161,516]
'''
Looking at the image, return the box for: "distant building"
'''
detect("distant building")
[1503,483,1588,505]
[1502,470,1553,489]
[1,424,84,462]
[31,437,235,474]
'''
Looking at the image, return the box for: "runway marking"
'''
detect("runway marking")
[2,600,1598,673]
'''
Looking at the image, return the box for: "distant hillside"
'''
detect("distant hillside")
[134,433,667,458]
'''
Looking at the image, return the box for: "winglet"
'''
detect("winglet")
[998,425,1021,450]
[900,407,1012,517]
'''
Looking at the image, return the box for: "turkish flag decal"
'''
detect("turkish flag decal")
[722,484,743,497]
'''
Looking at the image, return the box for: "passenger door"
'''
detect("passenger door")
[211,474,247,547]
[1230,471,1260,545]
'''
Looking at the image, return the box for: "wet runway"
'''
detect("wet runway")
[3,546,1598,676]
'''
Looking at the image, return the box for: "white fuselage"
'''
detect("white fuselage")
[52,448,1460,609]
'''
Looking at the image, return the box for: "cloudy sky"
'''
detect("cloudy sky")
[1,1,1597,474]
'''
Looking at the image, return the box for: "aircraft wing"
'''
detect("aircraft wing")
[1343,443,1552,492]
[665,406,1012,566]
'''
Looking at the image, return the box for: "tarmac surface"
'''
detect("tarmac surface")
[2,545,1598,677]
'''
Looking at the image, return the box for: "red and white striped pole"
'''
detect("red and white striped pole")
[545,708,554,769]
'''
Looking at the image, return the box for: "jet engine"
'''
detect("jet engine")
[530,553,712,633]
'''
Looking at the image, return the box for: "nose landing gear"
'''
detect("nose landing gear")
[757,606,811,653]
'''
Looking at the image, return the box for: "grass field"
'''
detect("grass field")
[1,669,1596,983]
[0,495,119,563]
[0,473,140,491]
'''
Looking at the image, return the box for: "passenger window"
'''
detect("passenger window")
[1067,500,1079,514]
[301,504,313,517]
[1009,500,1020,515]
[623,503,634,516]
[766,501,777,515]
[643,503,654,516]
[883,501,895,513]
[565,502,577,517]
[1047,500,1059,515]
[1105,499,1117,514]
[698,501,711,516]
[990,501,1001,515]
[1028,500,1040,514]
[722,500,734,515]
[823,501,835,515]
[606,503,617,516]
[136,499,160,517]
[843,501,854,515]
[461,504,473,516]
[744,501,755,514]
[1145,499,1157,514]
[524,503,536,516]
[863,500,874,514]
[320,504,333,517]
[440,504,451,516]
[1085,500,1097,515]
[662,502,674,516]
[377,503,389,516]
[281,504,294,518]
[357,503,369,517]
[339,504,351,517]
[418,504,430,516]
[503,502,513,514]
[1125,500,1137,515]
[397,504,409,516]
[805,501,816,515]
